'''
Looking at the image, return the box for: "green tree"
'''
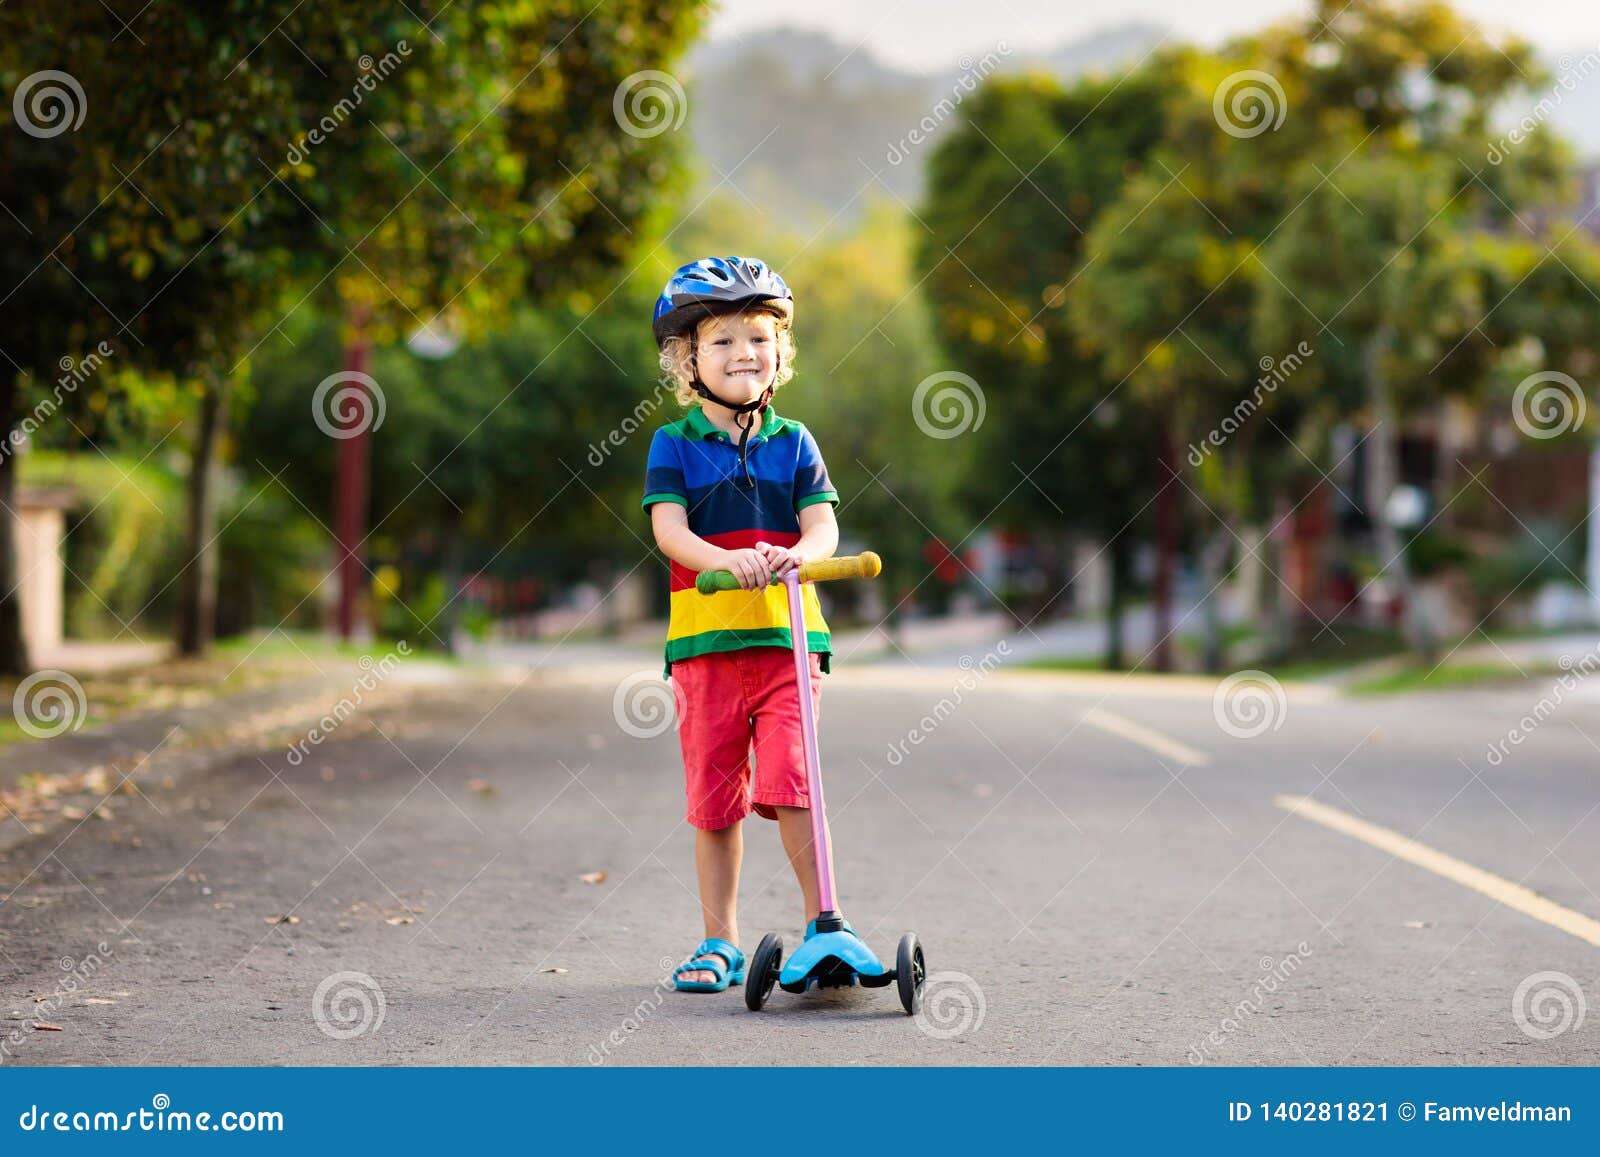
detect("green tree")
[915,70,1170,664]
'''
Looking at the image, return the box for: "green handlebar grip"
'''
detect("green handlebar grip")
[695,551,882,594]
[695,568,745,594]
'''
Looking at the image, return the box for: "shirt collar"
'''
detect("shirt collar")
[684,404,781,443]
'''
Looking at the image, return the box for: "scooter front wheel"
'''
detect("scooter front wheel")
[746,932,783,1011]
[896,932,925,1015]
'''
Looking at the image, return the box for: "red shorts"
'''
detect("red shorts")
[671,646,823,830]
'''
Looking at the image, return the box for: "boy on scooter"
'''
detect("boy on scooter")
[642,256,838,992]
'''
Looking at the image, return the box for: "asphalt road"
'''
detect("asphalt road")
[2,656,1598,1066]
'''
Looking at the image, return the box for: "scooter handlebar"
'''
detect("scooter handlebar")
[695,550,882,594]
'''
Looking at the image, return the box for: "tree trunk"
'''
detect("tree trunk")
[1263,500,1292,664]
[0,374,30,675]
[1104,532,1127,670]
[1198,527,1229,673]
[334,324,372,641]
[175,368,232,656]
[1151,424,1177,672]
[1364,329,1435,662]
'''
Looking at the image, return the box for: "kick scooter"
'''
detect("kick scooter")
[695,550,926,1014]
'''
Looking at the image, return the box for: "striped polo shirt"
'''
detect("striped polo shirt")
[641,404,838,677]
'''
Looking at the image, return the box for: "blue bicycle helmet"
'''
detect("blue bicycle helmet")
[652,256,793,347]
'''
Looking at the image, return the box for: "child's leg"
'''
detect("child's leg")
[680,820,743,985]
[774,805,822,926]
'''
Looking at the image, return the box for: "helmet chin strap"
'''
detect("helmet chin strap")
[690,348,781,489]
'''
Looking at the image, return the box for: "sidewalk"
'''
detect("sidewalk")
[0,644,471,851]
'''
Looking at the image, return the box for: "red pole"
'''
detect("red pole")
[334,330,371,641]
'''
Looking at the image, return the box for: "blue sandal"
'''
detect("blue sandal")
[673,937,747,992]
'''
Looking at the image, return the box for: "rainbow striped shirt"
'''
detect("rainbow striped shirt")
[642,405,838,677]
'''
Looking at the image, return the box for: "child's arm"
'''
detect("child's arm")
[650,503,770,590]
[758,503,838,578]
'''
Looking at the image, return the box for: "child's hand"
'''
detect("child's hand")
[756,541,805,579]
[722,547,772,591]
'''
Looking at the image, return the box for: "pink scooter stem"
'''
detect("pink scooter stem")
[782,569,837,913]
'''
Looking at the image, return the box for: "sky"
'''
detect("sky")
[706,1,1600,73]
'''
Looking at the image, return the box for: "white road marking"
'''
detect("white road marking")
[1082,707,1212,767]
[1275,794,1600,947]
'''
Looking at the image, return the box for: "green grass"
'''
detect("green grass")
[1018,656,1117,673]
[1346,661,1548,696]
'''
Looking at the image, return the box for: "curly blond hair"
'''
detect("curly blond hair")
[657,306,796,408]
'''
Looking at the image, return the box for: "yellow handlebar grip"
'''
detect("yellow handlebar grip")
[797,551,882,585]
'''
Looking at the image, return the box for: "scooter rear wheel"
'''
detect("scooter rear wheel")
[746,932,783,1011]
[896,932,925,1015]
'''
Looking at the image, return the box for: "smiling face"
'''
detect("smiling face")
[694,310,779,406]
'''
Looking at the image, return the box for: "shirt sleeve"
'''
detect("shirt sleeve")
[792,425,839,511]
[641,429,688,511]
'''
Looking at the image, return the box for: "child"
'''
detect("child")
[642,256,840,992]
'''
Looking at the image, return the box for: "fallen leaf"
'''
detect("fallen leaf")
[383,916,414,926]
[540,967,569,974]
[579,871,607,885]
[263,915,299,925]
[34,1023,62,1031]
